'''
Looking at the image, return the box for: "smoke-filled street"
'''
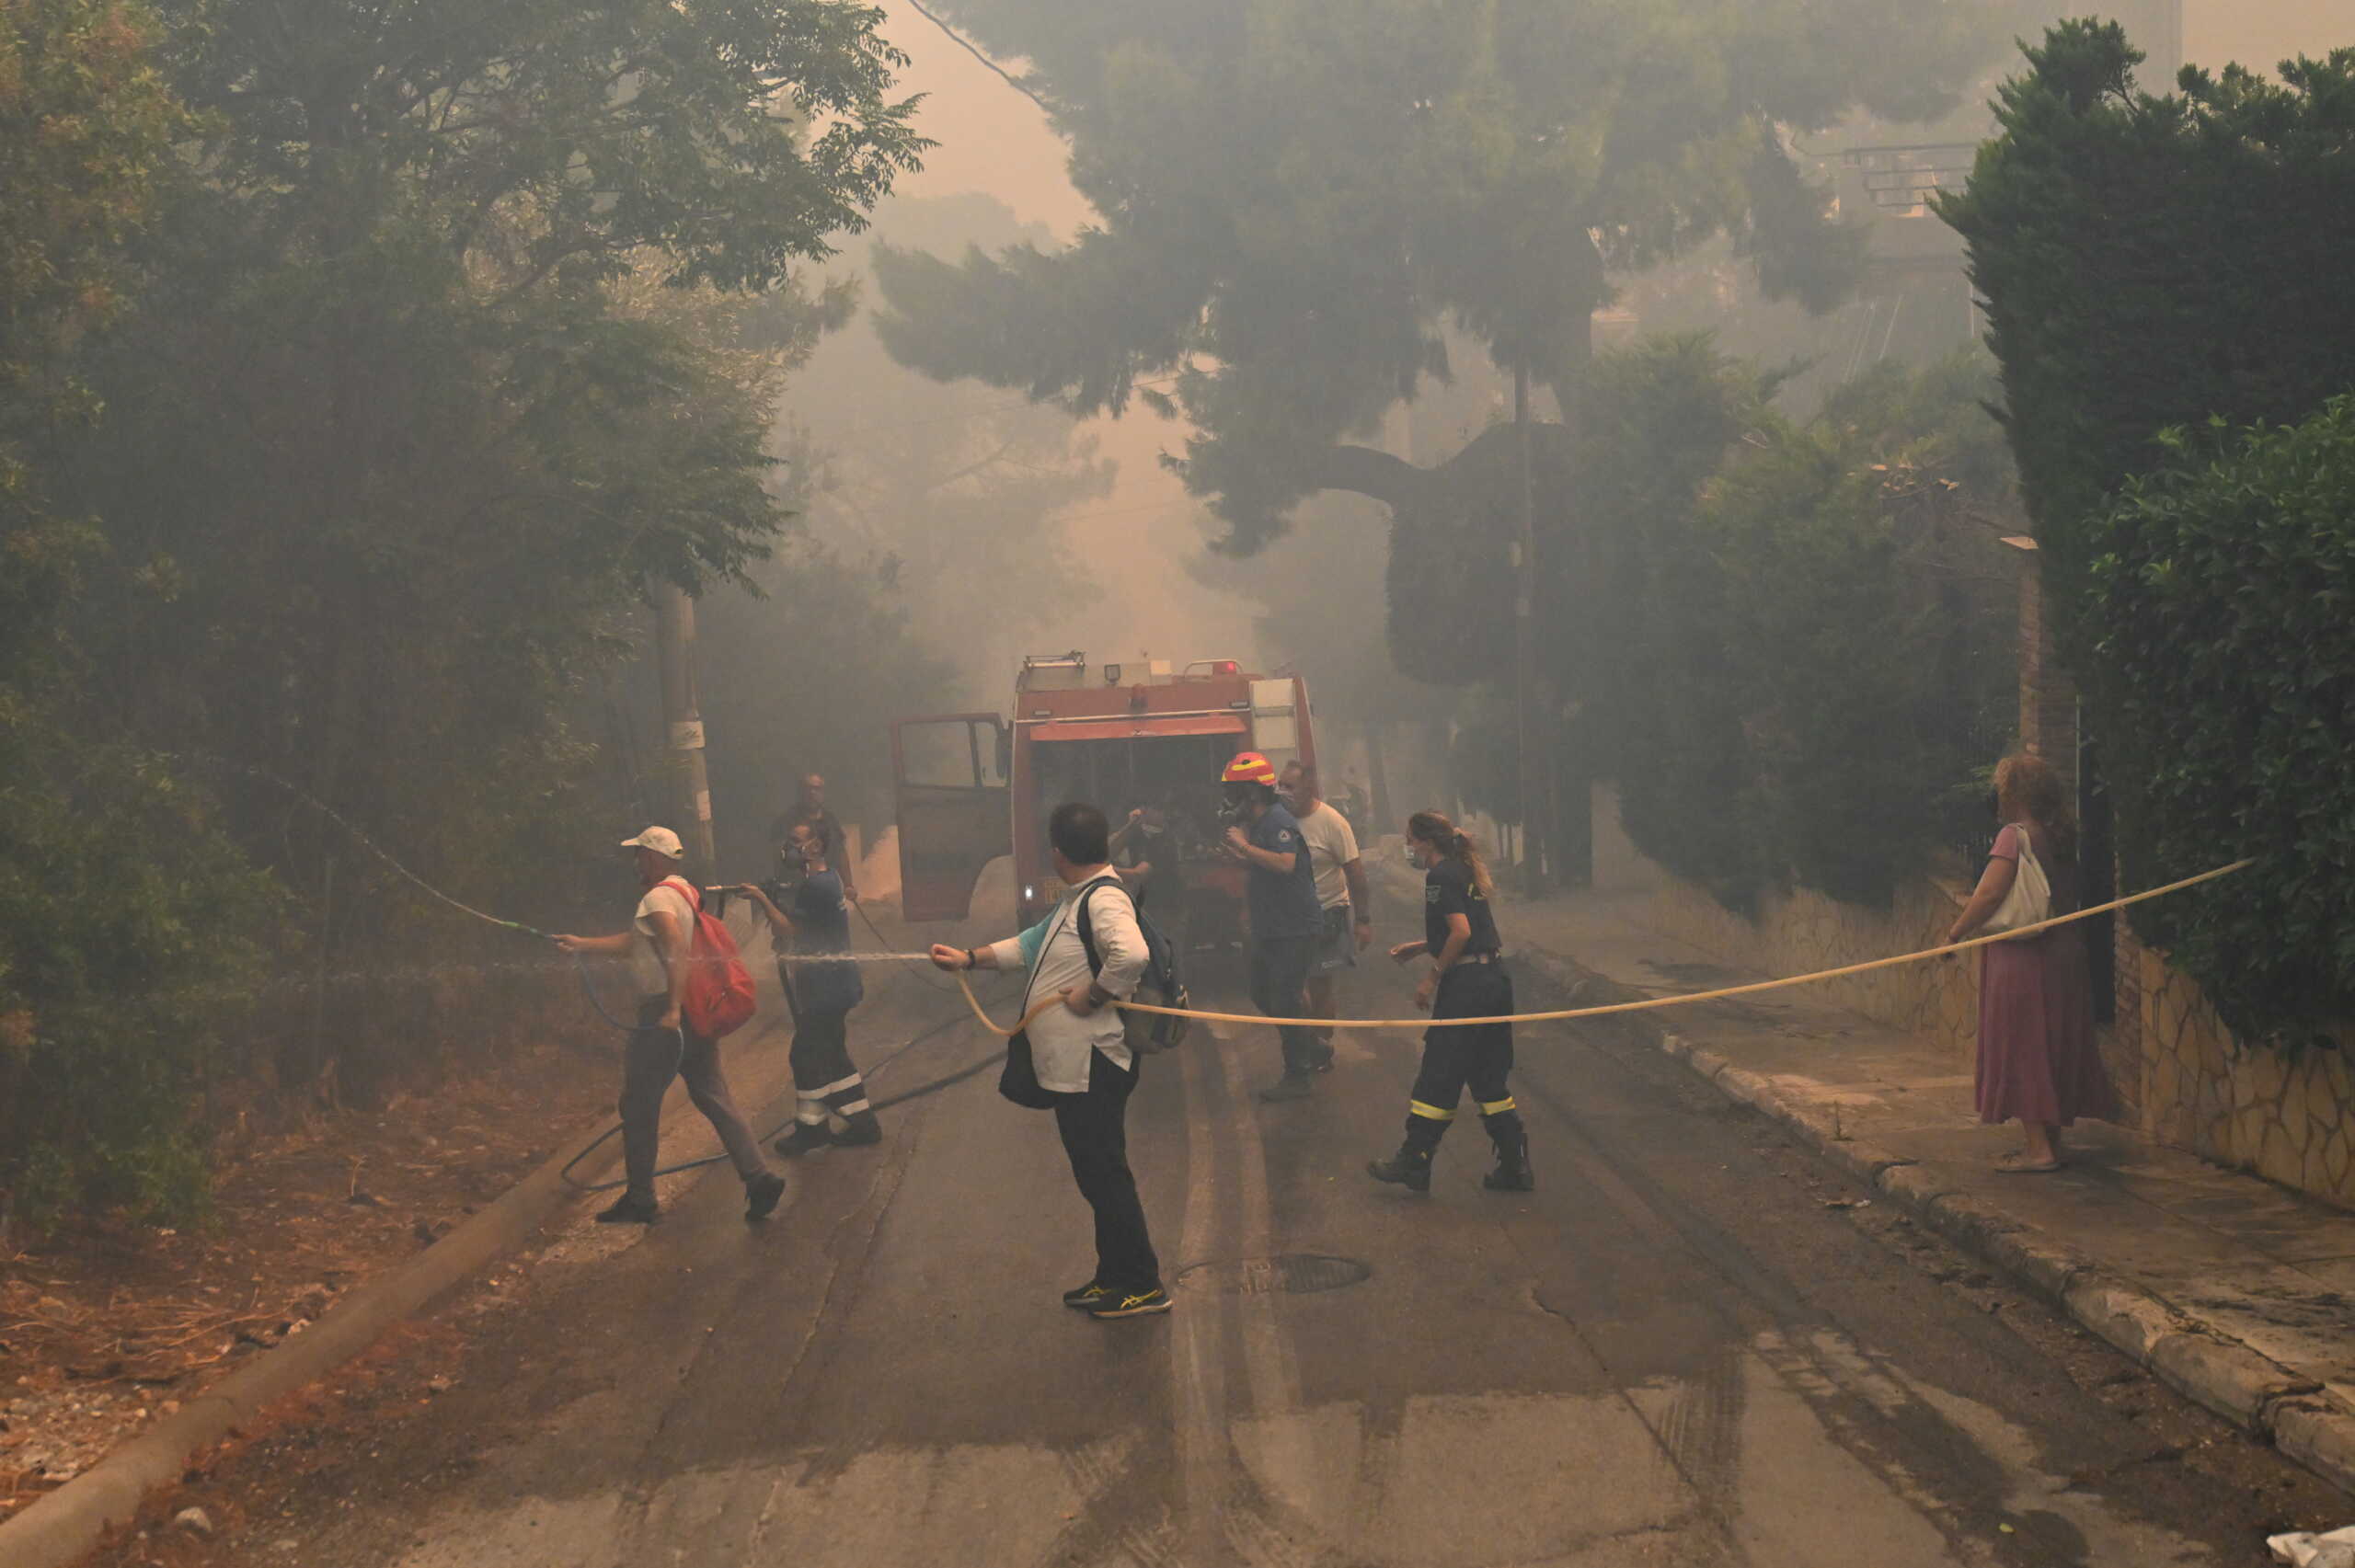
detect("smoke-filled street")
[79,893,2323,1568]
[8,1,2355,1562]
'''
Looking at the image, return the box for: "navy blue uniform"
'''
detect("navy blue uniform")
[1247,803,1327,1079]
[765,869,873,1139]
[1404,859,1522,1162]
[1246,803,1322,939]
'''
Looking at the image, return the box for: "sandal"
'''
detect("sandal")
[1995,1151,2062,1173]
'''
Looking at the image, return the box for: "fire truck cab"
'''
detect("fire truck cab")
[891,653,1315,932]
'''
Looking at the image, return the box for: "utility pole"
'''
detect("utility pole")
[654,585,716,868]
[1514,361,1546,888]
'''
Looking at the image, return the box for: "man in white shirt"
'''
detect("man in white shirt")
[931,802,1169,1320]
[1281,761,1373,1048]
[556,828,784,1227]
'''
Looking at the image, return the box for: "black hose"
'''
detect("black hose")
[558,1002,993,1193]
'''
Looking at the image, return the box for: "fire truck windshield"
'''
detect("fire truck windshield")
[1030,734,1232,856]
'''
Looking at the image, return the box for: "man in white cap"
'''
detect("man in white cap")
[557,828,785,1225]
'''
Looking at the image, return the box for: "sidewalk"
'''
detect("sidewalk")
[1381,856,2355,1499]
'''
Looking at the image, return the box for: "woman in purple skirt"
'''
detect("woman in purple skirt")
[1945,753,2117,1172]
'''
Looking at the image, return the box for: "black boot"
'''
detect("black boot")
[596,1192,659,1224]
[833,1110,882,1147]
[1483,1123,1534,1192]
[772,1120,833,1159]
[1367,1142,1435,1194]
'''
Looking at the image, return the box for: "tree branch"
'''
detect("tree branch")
[1309,443,1435,512]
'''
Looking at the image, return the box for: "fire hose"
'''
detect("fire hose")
[944,858,2254,1037]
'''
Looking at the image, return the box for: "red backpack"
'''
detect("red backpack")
[660,877,757,1038]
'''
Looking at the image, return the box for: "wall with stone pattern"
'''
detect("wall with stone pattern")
[2122,924,2355,1207]
[1639,873,1982,1065]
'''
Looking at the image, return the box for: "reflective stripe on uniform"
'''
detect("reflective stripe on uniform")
[1479,1097,1517,1116]
[834,1098,872,1116]
[1407,1100,1456,1122]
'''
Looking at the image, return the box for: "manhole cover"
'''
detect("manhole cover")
[1177,1253,1372,1296]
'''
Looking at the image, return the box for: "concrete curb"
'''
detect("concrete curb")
[1516,937,2355,1503]
[0,1018,802,1568]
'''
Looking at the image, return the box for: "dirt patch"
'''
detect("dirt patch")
[0,1035,615,1518]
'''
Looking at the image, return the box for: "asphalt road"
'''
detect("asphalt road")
[97,910,2337,1567]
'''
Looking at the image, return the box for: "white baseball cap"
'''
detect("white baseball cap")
[619,826,684,860]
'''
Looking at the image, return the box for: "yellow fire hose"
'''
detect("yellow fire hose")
[952,859,2253,1038]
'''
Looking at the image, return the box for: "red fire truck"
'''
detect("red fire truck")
[891,653,1316,933]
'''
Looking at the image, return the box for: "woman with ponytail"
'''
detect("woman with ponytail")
[1369,811,1532,1194]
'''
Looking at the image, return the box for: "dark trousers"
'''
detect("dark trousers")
[1403,965,1523,1150]
[1250,933,1322,1074]
[620,1000,768,1199]
[789,1006,873,1125]
[1052,1050,1160,1294]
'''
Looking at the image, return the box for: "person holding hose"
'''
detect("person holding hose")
[740,818,881,1155]
[928,802,1169,1321]
[554,828,786,1225]
[1368,810,1534,1195]
[1943,752,2113,1172]
[1218,753,1330,1102]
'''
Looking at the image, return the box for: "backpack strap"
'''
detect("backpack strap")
[1073,875,1128,978]
[658,874,702,912]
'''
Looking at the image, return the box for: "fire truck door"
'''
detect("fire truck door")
[891,714,1010,921]
[1250,678,1304,772]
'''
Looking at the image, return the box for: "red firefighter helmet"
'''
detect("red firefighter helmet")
[1221,751,1278,786]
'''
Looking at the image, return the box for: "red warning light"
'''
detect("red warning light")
[1212,660,1239,675]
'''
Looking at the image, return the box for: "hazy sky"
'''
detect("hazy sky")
[2186,0,2346,70]
[869,2,1261,677]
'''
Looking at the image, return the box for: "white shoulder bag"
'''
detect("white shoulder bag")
[1980,822,2052,938]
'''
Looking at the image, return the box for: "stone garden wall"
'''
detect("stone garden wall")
[2117,925,2355,1208]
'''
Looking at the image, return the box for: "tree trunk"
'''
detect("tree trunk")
[1513,362,1547,887]
[655,586,717,870]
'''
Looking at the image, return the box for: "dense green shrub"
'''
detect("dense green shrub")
[1607,345,2016,909]
[1942,23,2355,1039]
[1580,338,1774,903]
[1,0,926,1224]
[1937,23,2355,654]
[0,741,277,1227]
[2085,400,2355,1040]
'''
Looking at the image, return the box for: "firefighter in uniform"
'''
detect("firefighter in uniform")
[1368,810,1534,1194]
[1217,751,1331,1100]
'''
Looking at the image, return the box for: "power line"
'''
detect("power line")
[902,0,1057,119]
